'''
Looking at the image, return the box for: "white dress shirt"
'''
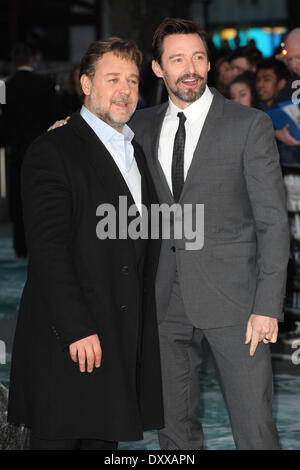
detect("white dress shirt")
[158,86,214,194]
[80,105,141,213]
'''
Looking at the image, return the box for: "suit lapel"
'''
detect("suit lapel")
[179,88,225,202]
[151,102,168,165]
[149,103,174,205]
[133,140,151,208]
[69,112,139,260]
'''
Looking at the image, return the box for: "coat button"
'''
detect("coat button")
[121,305,128,312]
[171,246,176,252]
[52,325,60,339]
[121,265,129,274]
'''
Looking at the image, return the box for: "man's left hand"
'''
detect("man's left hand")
[245,314,278,357]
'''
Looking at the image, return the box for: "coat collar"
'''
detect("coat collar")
[69,112,150,264]
[69,112,137,207]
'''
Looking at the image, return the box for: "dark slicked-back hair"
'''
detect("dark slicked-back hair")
[79,37,143,81]
[230,70,260,108]
[152,17,209,65]
[256,58,291,81]
[230,46,262,68]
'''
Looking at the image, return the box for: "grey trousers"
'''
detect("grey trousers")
[157,279,280,450]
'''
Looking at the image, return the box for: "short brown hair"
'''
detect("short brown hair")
[152,18,209,65]
[79,37,143,80]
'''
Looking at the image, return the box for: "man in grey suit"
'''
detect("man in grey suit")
[130,18,290,450]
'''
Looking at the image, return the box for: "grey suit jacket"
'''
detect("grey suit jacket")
[130,88,290,328]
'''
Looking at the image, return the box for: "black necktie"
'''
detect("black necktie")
[172,112,186,203]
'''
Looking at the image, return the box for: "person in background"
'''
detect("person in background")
[0,43,61,258]
[229,70,260,108]
[219,39,231,57]
[230,46,262,79]
[248,39,257,49]
[60,65,84,116]
[274,28,300,161]
[214,55,233,98]
[234,34,241,49]
[256,58,291,111]
[272,29,300,344]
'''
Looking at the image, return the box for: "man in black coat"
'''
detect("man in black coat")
[0,44,61,257]
[7,38,164,450]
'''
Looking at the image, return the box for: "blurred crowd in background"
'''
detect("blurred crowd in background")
[0,25,300,344]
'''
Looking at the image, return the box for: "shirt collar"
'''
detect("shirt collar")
[80,105,134,145]
[167,85,213,124]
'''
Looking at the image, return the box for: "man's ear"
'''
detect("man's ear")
[152,60,164,79]
[208,61,211,73]
[277,78,287,92]
[80,74,92,96]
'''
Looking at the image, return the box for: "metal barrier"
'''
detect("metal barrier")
[0,147,6,199]
[282,163,300,318]
[0,147,8,223]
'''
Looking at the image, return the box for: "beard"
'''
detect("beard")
[89,86,136,130]
[165,72,207,103]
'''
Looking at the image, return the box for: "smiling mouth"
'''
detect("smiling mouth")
[181,78,199,87]
[112,101,131,109]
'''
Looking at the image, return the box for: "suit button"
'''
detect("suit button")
[171,246,176,252]
[121,305,128,312]
[121,265,129,274]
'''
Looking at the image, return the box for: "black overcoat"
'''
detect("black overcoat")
[7,113,164,441]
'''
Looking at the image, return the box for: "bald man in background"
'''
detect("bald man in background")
[275,28,300,162]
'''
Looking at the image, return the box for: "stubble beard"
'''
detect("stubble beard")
[165,72,207,103]
[89,86,136,130]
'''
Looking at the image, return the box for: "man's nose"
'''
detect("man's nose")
[185,58,197,74]
[119,80,131,94]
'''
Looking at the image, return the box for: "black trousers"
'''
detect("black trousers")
[30,435,118,450]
